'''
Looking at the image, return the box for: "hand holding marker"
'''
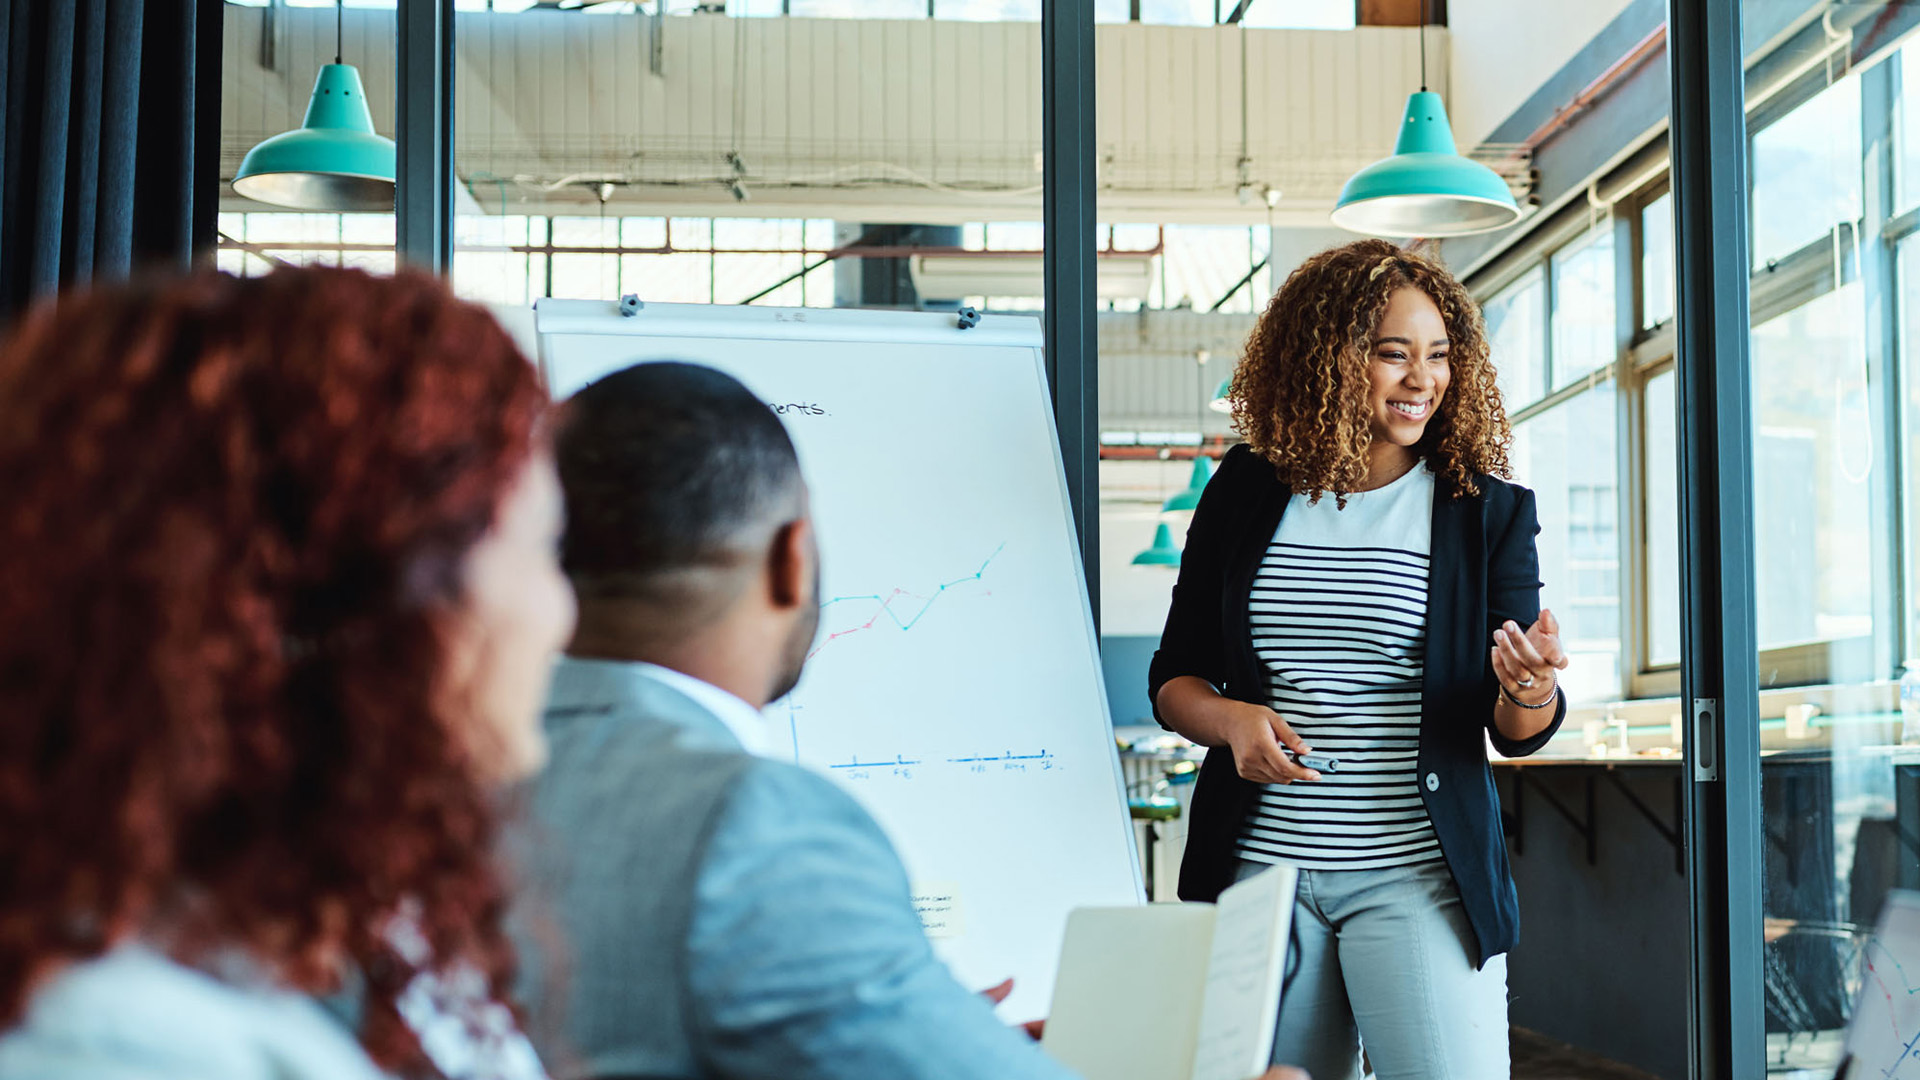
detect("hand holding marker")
[1220,701,1334,784]
[1290,751,1340,774]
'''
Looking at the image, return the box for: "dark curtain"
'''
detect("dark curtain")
[0,0,223,320]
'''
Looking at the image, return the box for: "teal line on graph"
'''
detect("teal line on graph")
[1869,939,1920,999]
[783,543,1007,761]
[808,542,1006,660]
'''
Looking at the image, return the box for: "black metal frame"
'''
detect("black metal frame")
[396,0,454,271]
[1667,0,1765,1075]
[1042,0,1100,630]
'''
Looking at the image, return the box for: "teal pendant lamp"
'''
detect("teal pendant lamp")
[1208,377,1234,414]
[233,8,395,211]
[1132,523,1183,567]
[1330,10,1519,238]
[1161,456,1214,513]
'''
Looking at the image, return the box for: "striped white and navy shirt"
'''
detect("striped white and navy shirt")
[1235,463,1443,871]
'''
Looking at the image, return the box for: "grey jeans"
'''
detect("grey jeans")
[1234,858,1510,1080]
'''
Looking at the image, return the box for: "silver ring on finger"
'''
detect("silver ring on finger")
[1517,675,1535,689]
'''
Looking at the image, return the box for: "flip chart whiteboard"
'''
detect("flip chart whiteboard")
[535,299,1141,1016]
[1845,890,1920,1077]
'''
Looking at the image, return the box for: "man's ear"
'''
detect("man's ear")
[767,517,813,610]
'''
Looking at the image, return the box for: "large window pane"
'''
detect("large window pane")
[453,250,537,306]
[1157,226,1270,313]
[1752,75,1862,269]
[933,0,1041,18]
[1899,232,1920,661]
[1742,20,1899,1069]
[1240,0,1354,29]
[1645,368,1681,667]
[1483,267,1547,411]
[341,214,398,246]
[550,252,620,301]
[1135,0,1211,25]
[788,0,927,16]
[1898,40,1920,213]
[1550,227,1616,389]
[1750,284,1873,652]
[216,211,397,277]
[1641,193,1674,331]
[1511,383,1621,704]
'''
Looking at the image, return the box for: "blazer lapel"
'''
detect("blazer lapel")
[1223,464,1290,704]
[1423,478,1486,719]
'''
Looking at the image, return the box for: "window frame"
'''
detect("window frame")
[1472,94,1904,705]
[1474,48,1920,706]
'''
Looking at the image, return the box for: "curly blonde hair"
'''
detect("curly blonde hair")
[1227,238,1512,501]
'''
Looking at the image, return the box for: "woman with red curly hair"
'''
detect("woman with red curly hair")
[1148,239,1570,1079]
[0,267,575,1079]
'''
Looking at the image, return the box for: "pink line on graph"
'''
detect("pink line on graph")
[805,544,1005,662]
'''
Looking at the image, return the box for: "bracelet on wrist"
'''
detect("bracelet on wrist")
[1501,675,1559,710]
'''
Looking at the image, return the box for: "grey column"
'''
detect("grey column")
[1042,0,1098,631]
[396,0,453,272]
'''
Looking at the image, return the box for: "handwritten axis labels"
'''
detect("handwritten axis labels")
[912,883,966,940]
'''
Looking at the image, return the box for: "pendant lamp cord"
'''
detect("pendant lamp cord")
[336,1,343,65]
[1418,0,1429,92]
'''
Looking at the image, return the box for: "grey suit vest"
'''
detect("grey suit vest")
[508,671,756,1079]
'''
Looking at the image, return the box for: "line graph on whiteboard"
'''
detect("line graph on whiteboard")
[807,542,1006,662]
[1864,940,1920,1076]
[770,542,1058,781]
[1846,895,1920,1078]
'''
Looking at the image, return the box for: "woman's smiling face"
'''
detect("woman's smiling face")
[1366,285,1452,451]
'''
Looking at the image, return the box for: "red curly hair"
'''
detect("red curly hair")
[0,266,547,1069]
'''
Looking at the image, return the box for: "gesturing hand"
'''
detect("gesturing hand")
[1491,607,1569,706]
[1223,702,1322,785]
[978,978,1045,1040]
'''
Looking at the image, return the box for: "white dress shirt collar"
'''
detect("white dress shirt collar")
[632,662,776,758]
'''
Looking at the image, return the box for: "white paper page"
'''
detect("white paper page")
[1041,905,1218,1080]
[1844,890,1920,1077]
[1190,863,1297,1080]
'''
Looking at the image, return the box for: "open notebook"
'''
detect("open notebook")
[1040,862,1297,1080]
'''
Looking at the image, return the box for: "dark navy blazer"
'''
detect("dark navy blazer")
[1147,442,1566,966]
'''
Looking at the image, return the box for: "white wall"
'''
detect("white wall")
[1446,0,1637,153]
